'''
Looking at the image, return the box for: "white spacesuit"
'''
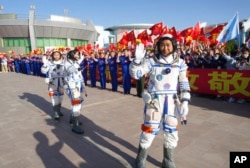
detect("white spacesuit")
[129,34,191,168]
[41,51,66,121]
[64,49,86,134]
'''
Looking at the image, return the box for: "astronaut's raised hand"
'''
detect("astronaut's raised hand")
[134,43,146,64]
[42,56,48,65]
[180,101,189,125]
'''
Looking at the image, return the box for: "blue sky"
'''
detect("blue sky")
[0,0,249,31]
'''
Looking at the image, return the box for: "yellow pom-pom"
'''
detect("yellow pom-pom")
[136,39,142,44]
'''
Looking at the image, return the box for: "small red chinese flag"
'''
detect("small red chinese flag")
[149,22,163,36]
[168,26,178,39]
[191,22,201,40]
[127,30,136,42]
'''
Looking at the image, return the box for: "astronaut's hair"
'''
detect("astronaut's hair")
[67,49,79,61]
[155,34,177,55]
[50,51,62,61]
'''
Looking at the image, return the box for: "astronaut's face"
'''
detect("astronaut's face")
[159,39,173,57]
[53,52,61,61]
[74,52,80,60]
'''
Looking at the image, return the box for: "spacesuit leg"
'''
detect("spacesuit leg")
[49,90,62,121]
[69,88,84,134]
[161,95,178,168]
[57,93,64,116]
[162,147,176,168]
[53,104,60,121]
[136,100,162,168]
[136,132,155,168]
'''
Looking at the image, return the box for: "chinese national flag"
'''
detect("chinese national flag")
[109,43,116,51]
[209,24,225,35]
[137,29,152,45]
[168,26,178,39]
[179,27,193,38]
[207,24,225,44]
[149,22,163,36]
[191,22,201,40]
[160,26,169,36]
[127,30,136,42]
[154,26,169,42]
[118,32,128,46]
[86,43,92,51]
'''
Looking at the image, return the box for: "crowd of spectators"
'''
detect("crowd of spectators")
[178,42,250,103]
[0,42,249,103]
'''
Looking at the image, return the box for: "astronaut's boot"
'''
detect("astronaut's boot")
[53,105,60,121]
[57,103,64,116]
[72,116,84,134]
[69,114,82,125]
[162,147,176,168]
[135,145,148,168]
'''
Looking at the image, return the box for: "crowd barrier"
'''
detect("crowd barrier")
[91,66,250,99]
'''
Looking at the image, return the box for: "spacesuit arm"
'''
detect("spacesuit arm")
[178,59,191,102]
[77,52,84,64]
[177,59,190,125]
[129,58,150,80]
[41,60,50,74]
[129,43,150,80]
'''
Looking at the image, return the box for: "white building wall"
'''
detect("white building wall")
[95,26,111,48]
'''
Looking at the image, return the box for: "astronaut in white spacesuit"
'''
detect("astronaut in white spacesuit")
[129,34,191,168]
[64,49,86,134]
[41,51,66,121]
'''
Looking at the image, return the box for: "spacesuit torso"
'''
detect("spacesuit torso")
[130,53,190,96]
[64,59,84,93]
[41,59,66,93]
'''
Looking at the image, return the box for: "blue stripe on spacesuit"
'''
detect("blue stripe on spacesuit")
[53,90,64,96]
[163,124,177,133]
[163,96,168,115]
[57,78,60,89]
[152,64,172,68]
[150,90,178,95]
[162,96,177,133]
[46,71,49,78]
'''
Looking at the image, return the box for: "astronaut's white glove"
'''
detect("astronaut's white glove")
[180,101,189,125]
[45,78,50,84]
[42,56,48,65]
[134,43,146,64]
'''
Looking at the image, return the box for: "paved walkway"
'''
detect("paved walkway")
[0,72,249,168]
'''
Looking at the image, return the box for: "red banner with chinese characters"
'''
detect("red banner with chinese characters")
[100,67,250,99]
[188,69,250,99]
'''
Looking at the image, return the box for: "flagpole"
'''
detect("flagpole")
[237,12,241,47]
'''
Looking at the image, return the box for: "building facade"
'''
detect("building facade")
[0,7,99,54]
